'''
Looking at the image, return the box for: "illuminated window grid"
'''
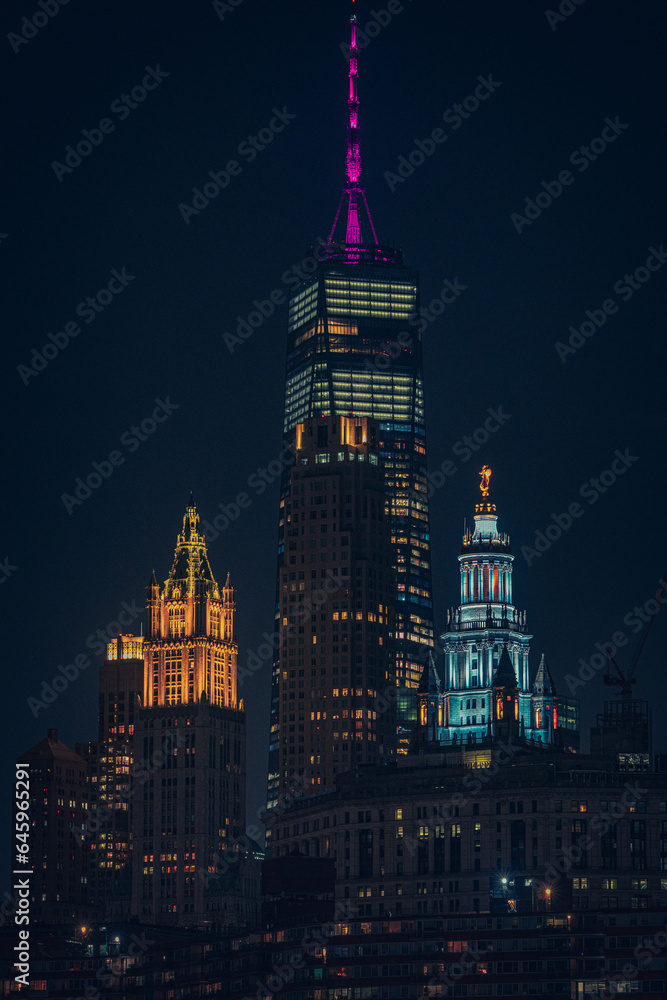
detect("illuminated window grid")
[288,283,319,333]
[324,278,417,318]
[165,648,182,706]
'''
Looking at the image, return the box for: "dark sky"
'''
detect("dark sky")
[2,0,666,872]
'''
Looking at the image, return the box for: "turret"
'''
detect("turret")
[491,645,520,740]
[415,653,445,744]
[531,654,556,735]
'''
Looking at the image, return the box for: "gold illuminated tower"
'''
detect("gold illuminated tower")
[131,500,253,928]
[143,501,237,709]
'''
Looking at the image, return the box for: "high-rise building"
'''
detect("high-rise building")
[275,415,396,801]
[591,698,653,771]
[435,467,578,748]
[17,729,93,925]
[131,501,250,927]
[268,11,434,808]
[77,634,144,918]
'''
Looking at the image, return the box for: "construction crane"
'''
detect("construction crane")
[604,583,665,700]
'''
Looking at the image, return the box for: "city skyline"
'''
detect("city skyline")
[3,0,667,878]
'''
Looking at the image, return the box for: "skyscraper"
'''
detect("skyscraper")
[77,633,144,918]
[17,729,93,926]
[268,11,434,808]
[131,501,249,926]
[275,414,396,800]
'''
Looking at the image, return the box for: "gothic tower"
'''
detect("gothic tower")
[132,500,253,927]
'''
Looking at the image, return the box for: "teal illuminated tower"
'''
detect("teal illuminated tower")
[419,467,578,749]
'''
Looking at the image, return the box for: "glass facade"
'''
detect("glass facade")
[268,254,434,808]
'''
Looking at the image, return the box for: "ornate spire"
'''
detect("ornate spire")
[492,646,518,690]
[328,8,379,248]
[462,467,510,550]
[418,651,442,694]
[164,500,217,599]
[533,654,556,696]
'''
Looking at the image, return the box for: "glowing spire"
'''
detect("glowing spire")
[328,9,379,247]
[164,499,217,598]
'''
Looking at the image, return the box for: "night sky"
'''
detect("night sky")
[3,0,666,875]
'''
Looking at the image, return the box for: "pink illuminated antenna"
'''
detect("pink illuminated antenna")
[328,9,379,247]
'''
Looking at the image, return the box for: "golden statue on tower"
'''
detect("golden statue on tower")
[479,465,492,497]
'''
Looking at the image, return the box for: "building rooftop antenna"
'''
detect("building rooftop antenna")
[328,4,379,247]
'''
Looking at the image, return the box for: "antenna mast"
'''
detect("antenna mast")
[328,6,379,247]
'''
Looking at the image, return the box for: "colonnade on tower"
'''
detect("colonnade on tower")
[416,467,578,750]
